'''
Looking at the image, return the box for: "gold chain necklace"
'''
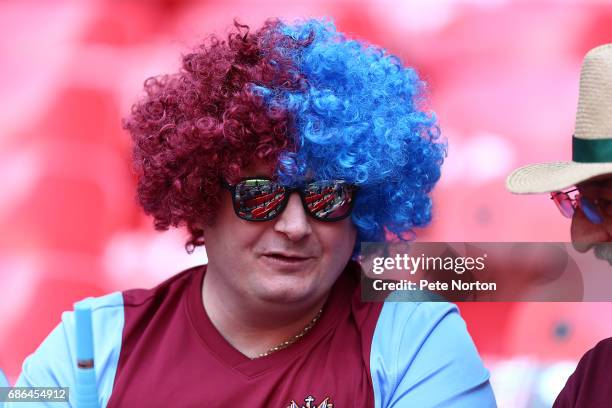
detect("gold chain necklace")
[257,307,324,358]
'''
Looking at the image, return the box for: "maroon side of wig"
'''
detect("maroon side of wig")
[123,19,308,251]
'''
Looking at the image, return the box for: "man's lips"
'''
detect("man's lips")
[261,252,314,261]
[259,252,318,270]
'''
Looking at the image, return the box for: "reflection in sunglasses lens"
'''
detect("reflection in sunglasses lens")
[579,196,604,225]
[305,181,353,220]
[235,180,285,221]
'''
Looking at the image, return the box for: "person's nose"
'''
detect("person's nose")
[273,192,312,241]
[571,209,610,252]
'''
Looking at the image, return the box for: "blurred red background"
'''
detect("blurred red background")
[2,1,612,406]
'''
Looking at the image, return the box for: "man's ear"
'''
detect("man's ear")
[194,221,209,235]
[571,210,609,252]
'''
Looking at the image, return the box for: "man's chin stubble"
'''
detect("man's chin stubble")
[594,243,612,265]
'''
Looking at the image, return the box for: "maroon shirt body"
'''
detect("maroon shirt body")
[107,263,381,407]
[554,338,612,407]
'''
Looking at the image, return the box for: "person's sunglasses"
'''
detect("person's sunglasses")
[221,177,357,222]
[550,188,604,225]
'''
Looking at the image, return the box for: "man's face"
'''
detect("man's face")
[571,175,612,263]
[202,163,357,306]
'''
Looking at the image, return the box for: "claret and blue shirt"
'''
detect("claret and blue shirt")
[11,261,496,407]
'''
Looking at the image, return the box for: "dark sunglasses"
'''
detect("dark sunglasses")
[550,188,603,225]
[221,177,357,222]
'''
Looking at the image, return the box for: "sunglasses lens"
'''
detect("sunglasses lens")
[303,181,355,221]
[233,179,285,221]
[552,192,574,218]
[578,196,604,225]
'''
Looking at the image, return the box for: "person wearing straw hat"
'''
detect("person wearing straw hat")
[507,44,612,407]
[9,18,495,407]
[507,43,612,264]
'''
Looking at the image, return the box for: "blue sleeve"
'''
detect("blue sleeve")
[0,368,9,387]
[7,293,125,408]
[370,302,496,408]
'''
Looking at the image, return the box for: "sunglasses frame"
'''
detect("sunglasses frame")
[221,176,358,222]
[551,188,579,218]
[550,188,603,224]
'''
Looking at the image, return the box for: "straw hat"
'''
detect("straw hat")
[506,43,612,194]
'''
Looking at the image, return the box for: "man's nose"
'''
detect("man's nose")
[273,192,312,241]
[571,210,610,252]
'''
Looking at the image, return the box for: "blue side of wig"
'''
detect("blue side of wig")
[256,18,446,245]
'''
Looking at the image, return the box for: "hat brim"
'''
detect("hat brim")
[506,161,612,194]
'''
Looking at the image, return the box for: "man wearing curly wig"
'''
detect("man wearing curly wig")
[13,19,495,407]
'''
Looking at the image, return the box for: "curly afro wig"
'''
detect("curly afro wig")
[124,18,446,253]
